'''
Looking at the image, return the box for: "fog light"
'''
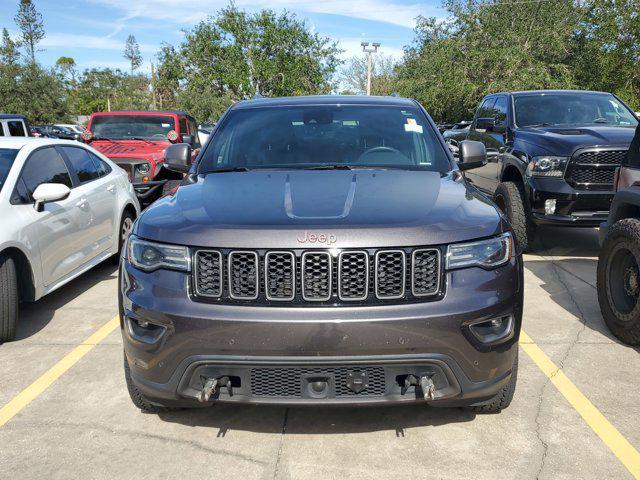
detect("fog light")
[467,315,514,345]
[545,199,556,215]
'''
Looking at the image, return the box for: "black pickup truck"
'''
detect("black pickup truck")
[446,90,638,251]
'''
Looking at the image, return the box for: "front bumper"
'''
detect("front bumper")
[132,180,166,203]
[527,177,613,227]
[120,256,523,407]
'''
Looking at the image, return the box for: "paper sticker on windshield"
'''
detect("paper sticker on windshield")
[404,118,423,134]
[161,123,171,128]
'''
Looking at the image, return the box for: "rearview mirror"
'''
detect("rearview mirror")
[33,183,70,211]
[475,117,495,132]
[165,143,192,173]
[458,141,487,171]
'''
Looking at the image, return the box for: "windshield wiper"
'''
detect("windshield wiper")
[301,165,353,170]
[524,122,557,128]
[92,136,114,142]
[207,167,251,173]
[130,137,155,144]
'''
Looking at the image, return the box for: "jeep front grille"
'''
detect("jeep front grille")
[193,247,442,306]
[565,149,626,191]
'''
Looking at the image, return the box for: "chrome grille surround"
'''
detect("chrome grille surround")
[301,251,332,301]
[264,251,295,301]
[411,249,441,297]
[374,250,406,300]
[228,251,259,300]
[338,251,369,301]
[194,250,222,298]
[193,247,442,305]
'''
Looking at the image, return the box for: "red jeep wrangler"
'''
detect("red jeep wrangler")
[83,110,200,205]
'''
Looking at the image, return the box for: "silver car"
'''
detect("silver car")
[0,138,140,342]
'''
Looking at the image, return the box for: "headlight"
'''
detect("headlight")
[526,156,568,177]
[446,233,513,270]
[127,236,190,272]
[136,162,151,175]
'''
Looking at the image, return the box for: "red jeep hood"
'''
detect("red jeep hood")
[91,140,168,158]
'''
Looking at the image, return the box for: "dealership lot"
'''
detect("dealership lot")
[0,227,638,479]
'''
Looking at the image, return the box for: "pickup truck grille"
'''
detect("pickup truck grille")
[193,247,442,306]
[565,149,626,191]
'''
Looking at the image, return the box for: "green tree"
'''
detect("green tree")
[14,0,44,64]
[55,56,76,84]
[70,68,152,114]
[123,34,142,74]
[156,4,341,121]
[573,0,640,110]
[0,28,20,65]
[395,0,583,122]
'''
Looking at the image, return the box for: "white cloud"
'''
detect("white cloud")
[93,0,436,28]
[40,33,156,53]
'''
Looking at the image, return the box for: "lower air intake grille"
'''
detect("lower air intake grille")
[250,366,386,397]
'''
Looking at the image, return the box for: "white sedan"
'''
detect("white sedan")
[0,138,140,342]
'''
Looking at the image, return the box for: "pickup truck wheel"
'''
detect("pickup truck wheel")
[124,355,178,413]
[0,253,18,343]
[597,219,640,345]
[470,354,518,413]
[494,182,531,253]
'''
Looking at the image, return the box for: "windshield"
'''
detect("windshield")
[90,115,175,140]
[514,93,638,128]
[199,105,451,173]
[0,148,18,193]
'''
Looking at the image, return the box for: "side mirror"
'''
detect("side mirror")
[458,140,487,171]
[32,183,71,211]
[165,143,192,173]
[180,134,194,145]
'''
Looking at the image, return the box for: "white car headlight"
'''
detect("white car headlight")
[446,233,513,270]
[526,156,569,177]
[127,236,190,272]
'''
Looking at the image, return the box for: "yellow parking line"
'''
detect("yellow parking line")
[520,329,640,479]
[0,315,119,428]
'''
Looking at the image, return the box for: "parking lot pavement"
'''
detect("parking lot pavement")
[1,227,639,479]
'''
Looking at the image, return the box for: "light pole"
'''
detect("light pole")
[361,42,380,96]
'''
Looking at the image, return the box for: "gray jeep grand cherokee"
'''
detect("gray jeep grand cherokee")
[120,95,523,413]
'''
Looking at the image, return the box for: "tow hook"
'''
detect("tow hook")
[198,376,232,402]
[402,374,436,401]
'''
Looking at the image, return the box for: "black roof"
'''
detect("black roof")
[487,89,612,97]
[232,95,418,110]
[0,114,28,120]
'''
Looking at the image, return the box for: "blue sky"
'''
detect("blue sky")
[0,0,446,72]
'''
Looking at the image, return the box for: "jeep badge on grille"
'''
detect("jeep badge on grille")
[297,231,337,245]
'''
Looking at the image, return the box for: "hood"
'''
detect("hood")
[516,125,636,156]
[91,140,168,159]
[136,170,504,249]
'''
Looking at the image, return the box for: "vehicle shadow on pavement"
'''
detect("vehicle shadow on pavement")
[525,227,638,351]
[158,403,476,435]
[14,262,118,341]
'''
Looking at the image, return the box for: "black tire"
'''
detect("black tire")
[0,253,18,343]
[597,219,640,345]
[124,355,176,413]
[161,179,181,197]
[470,354,518,413]
[111,210,136,265]
[494,182,532,253]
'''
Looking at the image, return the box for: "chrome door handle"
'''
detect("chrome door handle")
[107,184,116,193]
[75,198,88,208]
